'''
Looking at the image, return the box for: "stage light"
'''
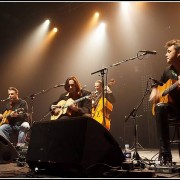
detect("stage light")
[53,28,58,33]
[94,12,99,18]
[44,19,50,26]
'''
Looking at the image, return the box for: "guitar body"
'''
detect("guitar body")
[51,100,70,120]
[0,108,24,126]
[0,110,12,126]
[92,97,113,130]
[51,95,91,120]
[152,79,175,116]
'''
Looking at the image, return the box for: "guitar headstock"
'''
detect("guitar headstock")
[108,78,115,88]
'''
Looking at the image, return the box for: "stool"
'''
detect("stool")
[169,120,180,157]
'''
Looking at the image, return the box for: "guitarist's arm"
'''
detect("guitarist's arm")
[106,91,116,104]
[149,71,180,103]
[149,72,168,103]
[75,90,92,115]
[50,93,66,115]
[149,87,158,103]
[7,100,29,125]
[51,106,61,116]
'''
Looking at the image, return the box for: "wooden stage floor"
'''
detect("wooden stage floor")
[0,148,180,178]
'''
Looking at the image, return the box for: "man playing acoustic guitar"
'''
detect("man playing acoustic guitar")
[50,76,92,120]
[0,87,30,146]
[149,39,180,164]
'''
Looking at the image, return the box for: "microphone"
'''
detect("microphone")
[125,108,136,122]
[149,77,164,86]
[139,50,157,55]
[53,84,65,88]
[0,97,10,102]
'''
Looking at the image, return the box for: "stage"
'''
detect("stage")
[0,148,180,178]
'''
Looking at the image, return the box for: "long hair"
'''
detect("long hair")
[64,76,82,93]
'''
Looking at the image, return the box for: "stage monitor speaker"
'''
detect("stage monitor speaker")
[26,116,125,177]
[0,135,18,163]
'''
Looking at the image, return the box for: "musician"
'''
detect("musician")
[0,87,30,146]
[91,79,116,130]
[93,79,116,105]
[149,39,180,164]
[50,76,92,120]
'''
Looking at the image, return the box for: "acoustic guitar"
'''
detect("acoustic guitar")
[0,108,24,126]
[152,79,179,116]
[50,95,91,120]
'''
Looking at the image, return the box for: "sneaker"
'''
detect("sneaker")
[16,143,25,148]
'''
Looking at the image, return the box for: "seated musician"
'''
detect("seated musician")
[149,39,180,164]
[50,76,92,120]
[91,79,116,130]
[0,87,30,146]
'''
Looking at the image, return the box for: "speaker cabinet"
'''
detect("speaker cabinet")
[26,116,125,176]
[0,135,18,163]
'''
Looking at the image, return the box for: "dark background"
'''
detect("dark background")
[0,1,179,149]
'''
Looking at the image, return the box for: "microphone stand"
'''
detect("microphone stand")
[91,52,146,129]
[124,79,152,162]
[92,68,107,128]
[24,84,64,127]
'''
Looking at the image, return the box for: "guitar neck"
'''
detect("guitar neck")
[74,95,89,103]
[64,95,89,108]
[162,81,179,96]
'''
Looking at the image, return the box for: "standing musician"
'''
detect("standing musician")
[50,76,92,120]
[91,79,116,130]
[149,39,180,164]
[0,87,30,146]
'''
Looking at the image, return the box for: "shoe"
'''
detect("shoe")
[161,152,172,165]
[16,143,25,147]
[158,150,172,165]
